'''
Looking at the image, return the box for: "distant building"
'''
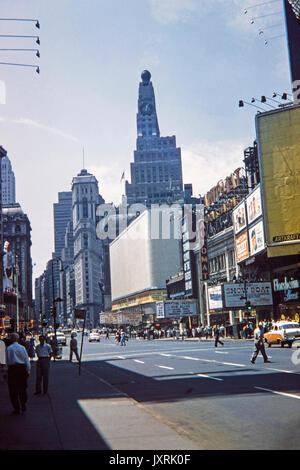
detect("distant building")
[72,169,106,328]
[2,203,33,325]
[1,155,16,204]
[284,0,300,85]
[126,70,184,206]
[53,192,72,258]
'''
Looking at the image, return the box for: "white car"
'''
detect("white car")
[264,321,300,348]
[88,332,100,342]
[48,332,67,346]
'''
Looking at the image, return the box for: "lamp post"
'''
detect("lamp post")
[15,254,20,333]
[51,258,64,344]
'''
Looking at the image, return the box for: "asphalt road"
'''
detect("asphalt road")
[62,334,300,450]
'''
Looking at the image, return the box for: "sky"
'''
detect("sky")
[0,0,292,283]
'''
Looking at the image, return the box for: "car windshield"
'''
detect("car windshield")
[279,323,300,329]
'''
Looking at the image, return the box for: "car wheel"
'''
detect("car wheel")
[288,342,292,348]
[280,342,285,348]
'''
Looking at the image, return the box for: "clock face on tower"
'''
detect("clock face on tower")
[140,103,153,115]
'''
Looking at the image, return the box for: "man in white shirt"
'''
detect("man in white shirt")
[251,323,271,364]
[35,335,52,395]
[6,333,31,414]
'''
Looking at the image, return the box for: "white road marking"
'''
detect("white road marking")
[196,374,223,381]
[133,359,145,364]
[215,351,228,354]
[266,367,300,375]
[220,362,246,367]
[182,356,201,361]
[159,353,172,357]
[255,386,300,400]
[157,365,175,370]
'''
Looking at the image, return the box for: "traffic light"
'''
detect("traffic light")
[42,317,48,327]
[245,301,252,312]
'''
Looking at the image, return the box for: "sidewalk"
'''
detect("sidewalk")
[0,359,199,451]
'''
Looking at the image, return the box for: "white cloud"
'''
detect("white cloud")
[13,118,81,144]
[148,0,198,24]
[181,139,246,197]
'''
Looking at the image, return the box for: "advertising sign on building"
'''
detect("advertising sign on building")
[256,106,300,258]
[156,300,198,319]
[235,232,249,263]
[246,185,262,225]
[224,282,273,308]
[207,285,223,311]
[233,202,246,234]
[273,277,300,303]
[248,220,265,256]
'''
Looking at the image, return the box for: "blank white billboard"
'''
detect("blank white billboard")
[110,210,182,301]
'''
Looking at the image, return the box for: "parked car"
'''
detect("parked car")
[264,321,300,348]
[88,331,100,342]
[47,332,67,346]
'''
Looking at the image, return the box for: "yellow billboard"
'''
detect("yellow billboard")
[256,105,300,257]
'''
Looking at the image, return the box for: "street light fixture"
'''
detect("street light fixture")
[0,35,40,45]
[0,18,40,29]
[0,48,40,57]
[0,62,40,73]
[239,100,265,112]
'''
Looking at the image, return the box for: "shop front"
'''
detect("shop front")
[272,275,300,322]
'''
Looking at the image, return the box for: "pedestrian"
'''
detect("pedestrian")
[115,331,121,345]
[120,330,126,347]
[105,330,109,340]
[214,325,224,347]
[69,333,80,362]
[18,332,30,353]
[35,335,52,395]
[49,335,58,360]
[28,337,36,361]
[251,323,271,364]
[5,333,31,414]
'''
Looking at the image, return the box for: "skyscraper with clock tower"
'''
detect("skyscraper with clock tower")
[125,70,184,206]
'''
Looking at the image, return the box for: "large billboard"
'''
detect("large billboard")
[110,210,182,301]
[156,300,198,319]
[235,232,249,263]
[246,186,262,225]
[248,220,265,257]
[233,202,246,234]
[256,106,300,258]
[224,282,273,308]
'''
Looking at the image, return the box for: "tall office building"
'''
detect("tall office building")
[125,70,184,206]
[53,192,73,258]
[1,154,16,204]
[284,0,300,85]
[72,169,105,328]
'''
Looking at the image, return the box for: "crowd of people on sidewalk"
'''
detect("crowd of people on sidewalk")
[0,330,83,416]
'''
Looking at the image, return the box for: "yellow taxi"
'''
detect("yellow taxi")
[264,321,300,348]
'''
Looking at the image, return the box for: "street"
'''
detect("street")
[61,334,300,450]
